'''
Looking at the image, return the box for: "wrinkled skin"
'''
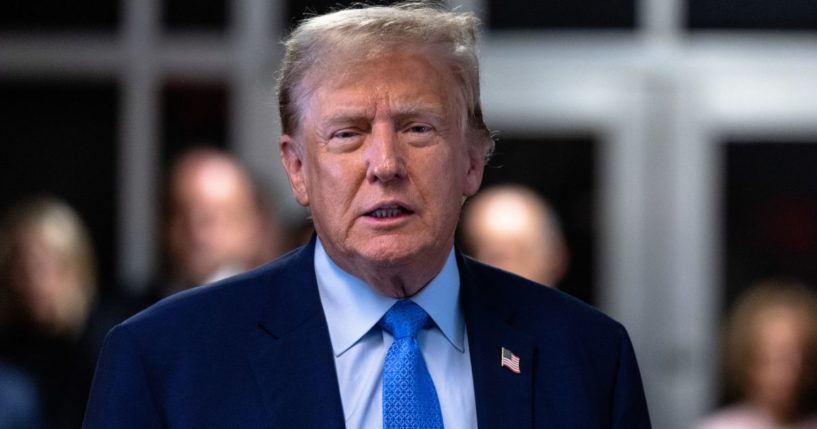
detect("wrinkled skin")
[280,47,484,297]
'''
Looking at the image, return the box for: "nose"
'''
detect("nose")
[366,125,406,183]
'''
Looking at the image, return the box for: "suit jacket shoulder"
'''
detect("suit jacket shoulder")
[83,242,346,428]
[459,255,651,429]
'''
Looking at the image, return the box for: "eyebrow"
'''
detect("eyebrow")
[391,99,448,120]
[320,110,372,126]
[317,99,450,129]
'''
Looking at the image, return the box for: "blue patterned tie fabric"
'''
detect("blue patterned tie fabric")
[379,300,444,429]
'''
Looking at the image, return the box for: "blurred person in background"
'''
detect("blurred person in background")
[0,197,99,429]
[155,147,283,298]
[460,184,569,287]
[697,280,817,429]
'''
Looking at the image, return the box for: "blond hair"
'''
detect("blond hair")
[277,2,494,158]
[0,197,97,332]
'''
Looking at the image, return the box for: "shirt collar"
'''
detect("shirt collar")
[314,238,465,357]
[410,248,464,353]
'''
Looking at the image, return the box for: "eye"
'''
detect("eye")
[409,125,430,133]
[400,122,438,147]
[405,124,433,134]
[325,127,365,152]
[332,129,359,139]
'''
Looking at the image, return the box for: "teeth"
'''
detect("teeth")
[372,207,403,218]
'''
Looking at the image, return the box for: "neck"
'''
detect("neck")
[320,240,452,299]
[358,258,448,298]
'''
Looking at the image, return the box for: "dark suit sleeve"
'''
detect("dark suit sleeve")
[82,324,164,428]
[611,328,651,428]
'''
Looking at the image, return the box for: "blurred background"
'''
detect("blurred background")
[2,0,817,428]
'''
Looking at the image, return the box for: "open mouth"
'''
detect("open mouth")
[366,204,413,219]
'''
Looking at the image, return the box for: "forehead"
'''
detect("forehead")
[298,47,463,121]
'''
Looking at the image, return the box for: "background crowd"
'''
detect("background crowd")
[0,149,313,428]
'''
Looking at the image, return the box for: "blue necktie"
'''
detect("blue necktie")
[379,300,444,429]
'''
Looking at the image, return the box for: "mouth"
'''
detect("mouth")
[365,203,414,219]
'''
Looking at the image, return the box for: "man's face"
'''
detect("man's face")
[281,48,483,278]
[167,160,261,286]
[464,193,566,286]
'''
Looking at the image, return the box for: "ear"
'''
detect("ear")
[463,144,485,198]
[279,134,310,207]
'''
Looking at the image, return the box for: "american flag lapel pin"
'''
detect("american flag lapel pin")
[500,347,521,374]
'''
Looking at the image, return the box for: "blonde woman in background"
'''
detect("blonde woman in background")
[698,280,817,429]
[0,196,99,429]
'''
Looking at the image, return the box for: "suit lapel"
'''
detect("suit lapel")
[245,243,538,428]
[459,253,535,429]
[248,238,346,428]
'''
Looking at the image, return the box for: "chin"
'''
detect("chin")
[355,235,430,266]
[362,245,420,267]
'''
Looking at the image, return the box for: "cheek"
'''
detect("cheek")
[304,154,363,214]
[420,144,466,182]
[416,152,468,221]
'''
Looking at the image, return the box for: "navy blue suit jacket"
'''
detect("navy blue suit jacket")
[84,238,650,428]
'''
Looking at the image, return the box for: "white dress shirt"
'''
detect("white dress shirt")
[314,238,478,428]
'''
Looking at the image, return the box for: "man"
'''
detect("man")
[461,185,569,287]
[162,148,282,295]
[83,3,650,428]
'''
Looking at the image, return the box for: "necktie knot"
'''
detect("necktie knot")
[379,300,428,339]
